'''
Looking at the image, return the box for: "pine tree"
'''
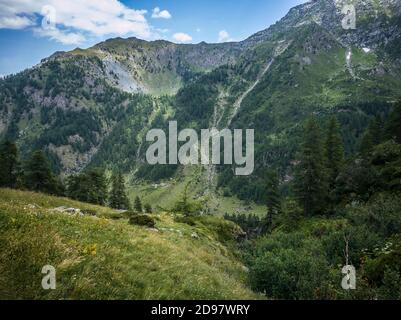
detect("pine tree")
[263,169,281,232]
[144,203,153,213]
[24,150,59,194]
[385,100,401,143]
[360,116,384,155]
[173,182,193,215]
[325,117,345,194]
[134,196,143,213]
[294,117,328,216]
[66,174,82,200]
[0,140,19,188]
[109,172,130,210]
[86,169,108,206]
[66,169,108,205]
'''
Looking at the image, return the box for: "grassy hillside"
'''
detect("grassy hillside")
[0,188,259,300]
[127,166,267,217]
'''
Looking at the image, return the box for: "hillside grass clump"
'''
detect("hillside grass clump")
[129,214,156,228]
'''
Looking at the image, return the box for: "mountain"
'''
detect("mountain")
[1,0,401,201]
[0,188,256,299]
[43,38,245,95]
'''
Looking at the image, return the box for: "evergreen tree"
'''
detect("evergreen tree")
[86,169,108,206]
[0,140,19,188]
[109,172,130,210]
[134,196,143,213]
[325,117,345,210]
[294,118,328,216]
[144,203,153,213]
[66,174,82,200]
[173,182,196,216]
[360,116,384,155]
[66,168,107,205]
[263,170,281,232]
[24,150,60,194]
[385,100,401,143]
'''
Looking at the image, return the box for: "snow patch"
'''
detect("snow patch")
[346,50,352,62]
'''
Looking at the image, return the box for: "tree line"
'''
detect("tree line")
[225,99,401,236]
[0,144,134,211]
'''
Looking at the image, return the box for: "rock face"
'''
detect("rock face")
[69,38,244,95]
[52,206,83,216]
[245,0,401,49]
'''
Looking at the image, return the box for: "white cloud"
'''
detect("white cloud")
[218,30,234,42]
[0,15,34,29]
[156,28,169,34]
[173,32,192,43]
[34,27,86,45]
[152,7,171,19]
[0,0,153,45]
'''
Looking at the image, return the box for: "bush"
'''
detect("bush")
[144,204,153,213]
[363,235,401,288]
[247,233,333,299]
[129,215,156,228]
[347,193,401,238]
[249,247,331,299]
[378,267,401,300]
[82,209,97,216]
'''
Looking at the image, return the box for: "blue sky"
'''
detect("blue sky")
[0,0,307,76]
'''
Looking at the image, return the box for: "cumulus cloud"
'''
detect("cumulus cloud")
[152,7,172,19]
[0,15,34,29]
[156,28,169,34]
[173,32,192,43]
[34,27,86,45]
[218,30,233,42]
[0,0,153,44]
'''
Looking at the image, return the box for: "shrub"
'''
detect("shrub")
[363,235,401,287]
[82,209,97,216]
[247,232,333,299]
[129,215,156,228]
[378,267,401,300]
[347,193,401,238]
[144,204,153,213]
[249,247,331,299]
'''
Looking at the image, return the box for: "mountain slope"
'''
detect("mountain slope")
[0,0,401,198]
[45,37,244,96]
[0,188,258,300]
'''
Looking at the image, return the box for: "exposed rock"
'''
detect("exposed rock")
[52,206,83,216]
[24,204,39,210]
